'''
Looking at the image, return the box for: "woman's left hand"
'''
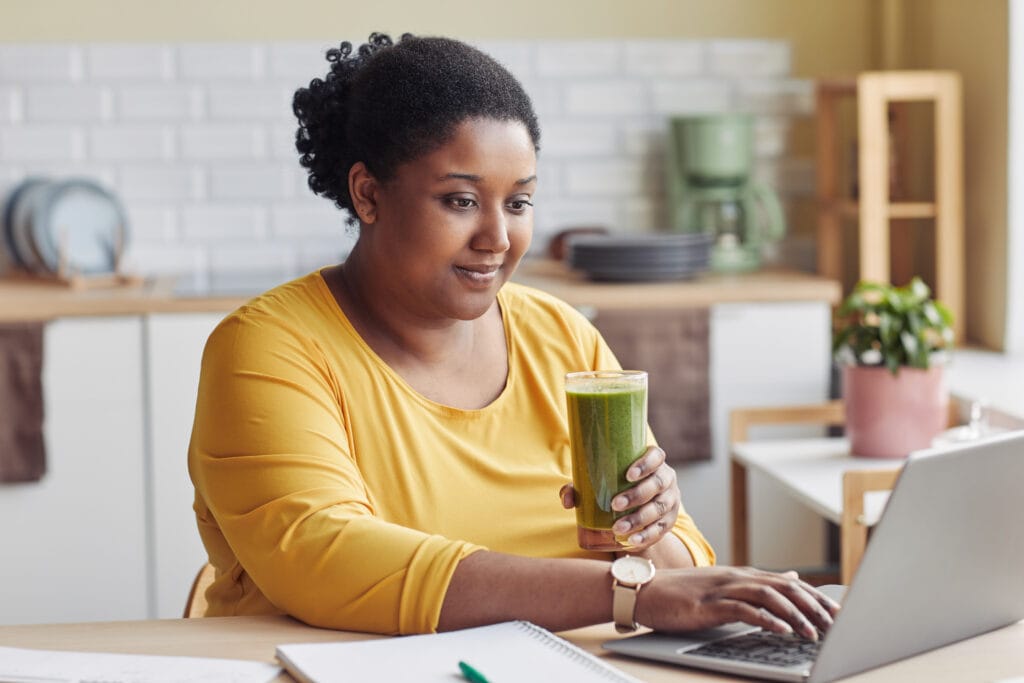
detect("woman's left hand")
[559,446,681,551]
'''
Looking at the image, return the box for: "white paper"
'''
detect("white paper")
[275,620,643,683]
[0,646,281,683]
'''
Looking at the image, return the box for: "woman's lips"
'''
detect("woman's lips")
[454,263,501,286]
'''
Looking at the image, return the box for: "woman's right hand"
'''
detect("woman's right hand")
[635,566,840,640]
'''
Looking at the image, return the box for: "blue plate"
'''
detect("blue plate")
[32,179,128,275]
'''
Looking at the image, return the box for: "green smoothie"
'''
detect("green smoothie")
[565,371,647,551]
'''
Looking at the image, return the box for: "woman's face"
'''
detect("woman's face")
[356,117,537,322]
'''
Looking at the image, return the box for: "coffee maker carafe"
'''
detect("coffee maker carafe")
[666,114,785,272]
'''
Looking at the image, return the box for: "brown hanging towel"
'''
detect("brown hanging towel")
[0,322,46,483]
[592,308,712,465]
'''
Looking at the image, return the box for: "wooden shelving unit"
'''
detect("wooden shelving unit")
[816,71,965,341]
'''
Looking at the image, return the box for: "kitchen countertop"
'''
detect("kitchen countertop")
[0,260,842,322]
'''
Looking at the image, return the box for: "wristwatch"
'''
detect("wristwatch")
[610,555,656,633]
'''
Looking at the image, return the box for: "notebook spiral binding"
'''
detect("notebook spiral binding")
[515,621,641,682]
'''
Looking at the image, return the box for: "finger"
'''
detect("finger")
[725,582,819,641]
[750,569,840,624]
[618,512,674,549]
[715,600,794,636]
[773,578,838,631]
[612,489,679,539]
[559,484,577,509]
[612,464,677,512]
[626,446,666,482]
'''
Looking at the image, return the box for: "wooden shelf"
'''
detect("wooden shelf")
[821,200,938,220]
[815,70,965,342]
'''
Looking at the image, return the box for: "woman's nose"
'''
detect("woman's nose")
[473,205,511,252]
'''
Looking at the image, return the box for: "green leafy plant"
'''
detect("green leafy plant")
[832,277,954,375]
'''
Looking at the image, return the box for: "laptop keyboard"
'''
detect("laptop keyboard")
[686,630,822,668]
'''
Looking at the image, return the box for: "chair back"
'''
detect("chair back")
[184,563,215,618]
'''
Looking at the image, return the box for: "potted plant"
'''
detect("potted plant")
[832,277,955,458]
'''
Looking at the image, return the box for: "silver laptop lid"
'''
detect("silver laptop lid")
[809,430,1024,683]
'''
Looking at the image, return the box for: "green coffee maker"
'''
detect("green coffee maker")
[666,114,786,272]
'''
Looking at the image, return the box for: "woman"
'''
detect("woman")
[188,33,838,638]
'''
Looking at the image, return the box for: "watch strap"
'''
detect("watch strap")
[612,582,640,633]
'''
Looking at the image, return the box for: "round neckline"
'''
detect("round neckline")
[313,269,516,416]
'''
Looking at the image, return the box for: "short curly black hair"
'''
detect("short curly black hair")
[293,33,541,221]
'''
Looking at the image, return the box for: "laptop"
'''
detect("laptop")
[604,430,1024,682]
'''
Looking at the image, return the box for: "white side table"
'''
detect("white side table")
[731,437,903,583]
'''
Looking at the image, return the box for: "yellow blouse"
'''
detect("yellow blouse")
[188,271,714,634]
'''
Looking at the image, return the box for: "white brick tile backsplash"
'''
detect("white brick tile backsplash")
[181,203,268,241]
[87,44,175,81]
[119,165,204,201]
[1,125,85,161]
[0,88,22,123]
[566,159,646,197]
[540,121,618,157]
[651,80,732,115]
[90,125,175,160]
[179,44,265,80]
[210,164,294,200]
[0,38,808,281]
[271,202,346,238]
[207,243,296,274]
[519,79,563,120]
[472,41,534,79]
[269,42,334,82]
[534,197,619,233]
[117,85,205,121]
[123,203,178,243]
[565,81,647,117]
[736,79,815,116]
[296,236,355,271]
[0,45,82,82]
[208,85,292,121]
[621,197,668,232]
[180,124,266,160]
[708,40,790,78]
[622,120,668,157]
[19,163,115,187]
[270,124,298,160]
[536,42,621,77]
[26,85,113,122]
[121,243,208,281]
[624,41,704,77]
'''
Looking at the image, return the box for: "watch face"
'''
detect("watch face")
[612,556,655,585]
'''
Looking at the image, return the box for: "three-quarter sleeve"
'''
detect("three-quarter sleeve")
[189,313,482,634]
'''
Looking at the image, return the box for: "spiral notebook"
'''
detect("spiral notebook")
[275,620,643,683]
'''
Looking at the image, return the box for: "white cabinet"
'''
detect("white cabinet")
[144,313,224,618]
[676,301,833,569]
[0,317,148,625]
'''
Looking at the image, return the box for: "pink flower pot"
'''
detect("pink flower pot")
[841,364,949,458]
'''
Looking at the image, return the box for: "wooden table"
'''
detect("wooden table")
[1,615,1022,682]
[731,436,904,584]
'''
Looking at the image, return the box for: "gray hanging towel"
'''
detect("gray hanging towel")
[592,308,711,464]
[0,322,46,483]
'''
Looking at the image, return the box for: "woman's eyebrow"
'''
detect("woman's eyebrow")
[435,173,537,185]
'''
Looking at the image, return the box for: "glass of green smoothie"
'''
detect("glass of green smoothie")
[565,370,648,551]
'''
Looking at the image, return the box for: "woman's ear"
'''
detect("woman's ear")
[348,162,379,225]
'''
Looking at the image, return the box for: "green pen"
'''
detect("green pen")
[458,659,491,683]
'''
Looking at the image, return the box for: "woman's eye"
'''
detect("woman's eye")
[507,199,534,213]
[447,196,476,210]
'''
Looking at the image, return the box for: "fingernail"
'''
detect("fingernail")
[627,466,642,481]
[613,520,630,534]
[612,495,629,511]
[628,533,643,546]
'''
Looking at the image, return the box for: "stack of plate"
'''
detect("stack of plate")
[2,177,127,277]
[565,232,713,282]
